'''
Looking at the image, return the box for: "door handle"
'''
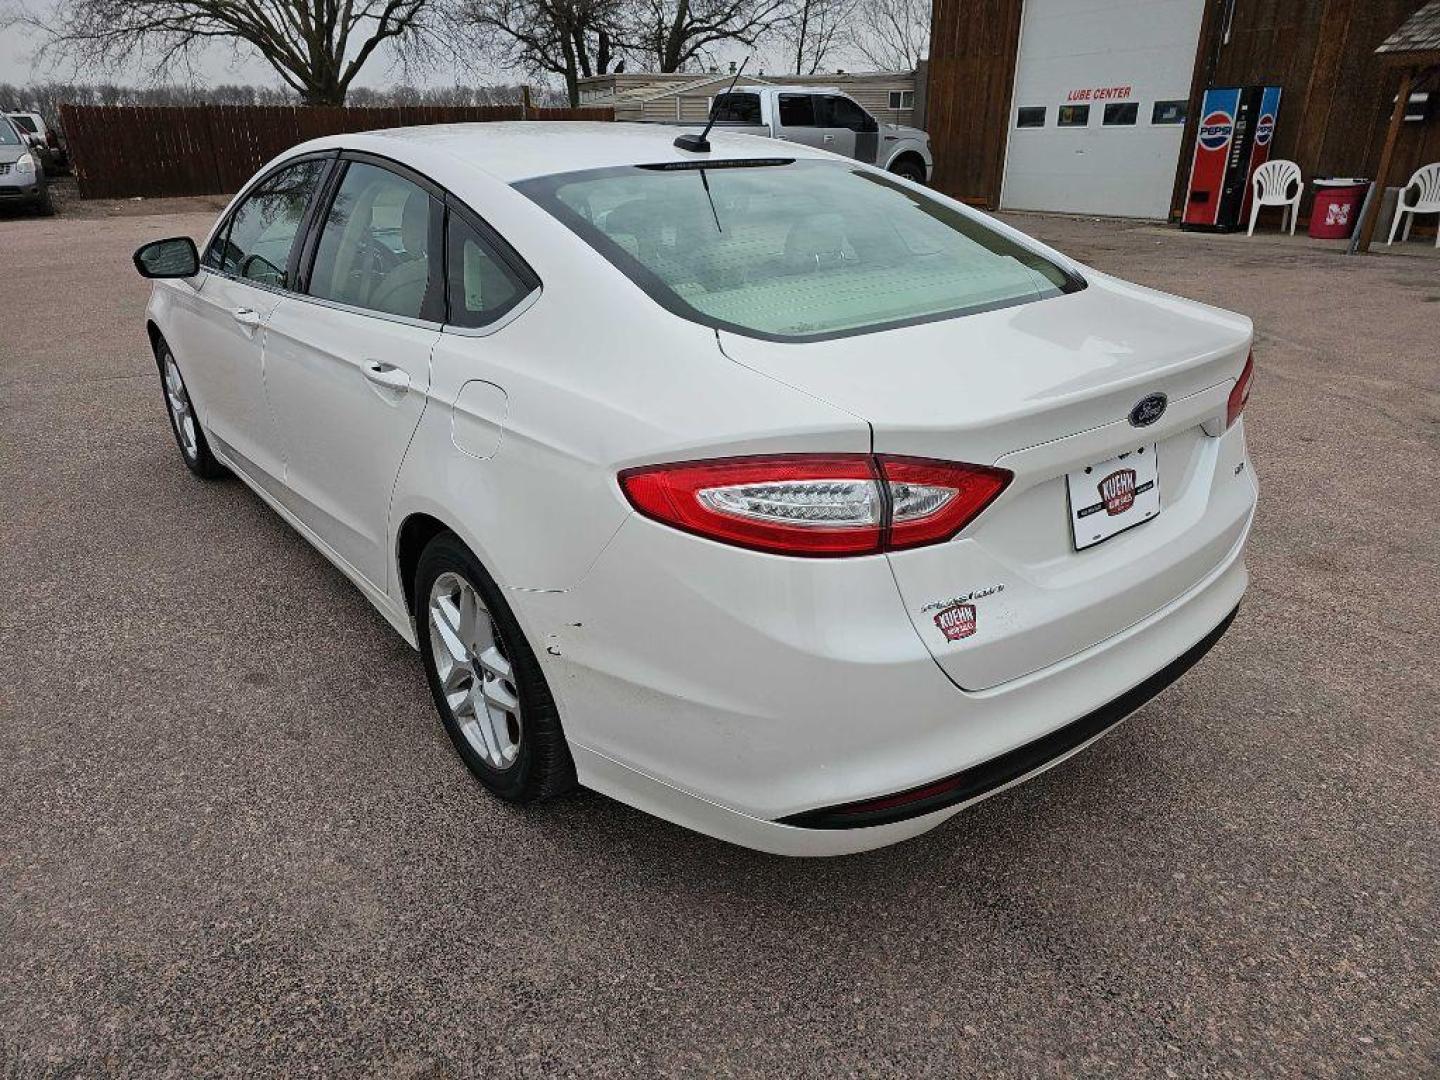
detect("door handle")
[231,307,261,328]
[363,361,410,391]
[823,133,835,143]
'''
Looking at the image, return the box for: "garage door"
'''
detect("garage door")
[1001,0,1206,219]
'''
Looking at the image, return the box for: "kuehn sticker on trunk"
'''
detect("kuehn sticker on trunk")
[934,603,977,642]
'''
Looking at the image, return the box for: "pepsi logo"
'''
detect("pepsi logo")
[1255,113,1275,146]
[1199,111,1233,151]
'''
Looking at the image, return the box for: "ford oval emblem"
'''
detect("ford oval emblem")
[1129,393,1167,428]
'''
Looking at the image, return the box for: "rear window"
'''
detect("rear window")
[711,93,760,124]
[516,159,1081,341]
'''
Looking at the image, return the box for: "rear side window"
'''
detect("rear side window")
[306,161,443,320]
[711,93,760,124]
[778,94,816,128]
[204,157,329,286]
[518,159,1081,342]
[445,213,530,329]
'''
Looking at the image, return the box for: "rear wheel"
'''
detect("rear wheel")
[416,532,576,804]
[889,157,926,184]
[156,340,225,478]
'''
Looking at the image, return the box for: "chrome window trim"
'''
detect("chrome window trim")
[441,285,542,338]
[275,287,446,332]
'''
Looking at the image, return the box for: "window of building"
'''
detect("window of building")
[1016,107,1046,128]
[1103,102,1139,126]
[887,90,916,110]
[1152,100,1188,125]
[1057,105,1090,127]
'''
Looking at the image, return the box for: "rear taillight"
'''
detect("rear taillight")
[1226,350,1254,428]
[619,454,1012,557]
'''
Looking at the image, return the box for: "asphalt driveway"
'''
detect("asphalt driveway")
[1,204,1437,1078]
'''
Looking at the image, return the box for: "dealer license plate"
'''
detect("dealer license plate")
[1066,445,1160,550]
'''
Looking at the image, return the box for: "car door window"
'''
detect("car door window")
[778,94,816,128]
[711,93,760,124]
[819,96,871,131]
[446,213,531,329]
[306,161,443,321]
[203,157,328,287]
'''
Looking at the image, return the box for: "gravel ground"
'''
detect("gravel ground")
[1,198,1437,1079]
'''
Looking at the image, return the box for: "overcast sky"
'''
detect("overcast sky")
[1,7,862,92]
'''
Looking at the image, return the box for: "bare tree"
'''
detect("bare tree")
[14,0,442,105]
[464,0,622,105]
[624,0,789,73]
[781,0,853,76]
[850,0,928,71]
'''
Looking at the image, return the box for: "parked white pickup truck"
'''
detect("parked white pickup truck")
[684,86,933,183]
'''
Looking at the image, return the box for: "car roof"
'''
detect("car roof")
[296,121,834,184]
[730,85,842,95]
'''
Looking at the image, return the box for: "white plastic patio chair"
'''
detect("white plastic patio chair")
[1248,160,1303,236]
[1387,163,1440,247]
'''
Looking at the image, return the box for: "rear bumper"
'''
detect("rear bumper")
[517,485,1252,855]
[780,603,1237,829]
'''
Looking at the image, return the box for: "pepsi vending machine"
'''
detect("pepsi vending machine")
[1182,85,1282,230]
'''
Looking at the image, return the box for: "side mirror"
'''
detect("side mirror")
[133,236,199,279]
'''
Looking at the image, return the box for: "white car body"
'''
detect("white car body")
[141,122,1256,856]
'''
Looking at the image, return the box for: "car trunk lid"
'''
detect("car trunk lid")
[718,273,1255,689]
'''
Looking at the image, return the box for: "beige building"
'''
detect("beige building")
[578,70,922,128]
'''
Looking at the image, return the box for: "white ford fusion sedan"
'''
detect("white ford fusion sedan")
[133,122,1256,856]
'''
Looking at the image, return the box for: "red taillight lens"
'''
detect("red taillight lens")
[879,456,1013,551]
[1227,350,1254,428]
[619,454,1012,557]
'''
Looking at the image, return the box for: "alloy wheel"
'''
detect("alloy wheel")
[427,571,523,770]
[163,352,199,461]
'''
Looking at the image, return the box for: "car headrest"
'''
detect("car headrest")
[401,189,429,257]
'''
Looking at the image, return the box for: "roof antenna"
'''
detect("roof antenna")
[674,56,749,153]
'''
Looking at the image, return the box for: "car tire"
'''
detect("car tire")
[890,158,926,184]
[416,532,577,805]
[34,188,55,217]
[155,338,225,478]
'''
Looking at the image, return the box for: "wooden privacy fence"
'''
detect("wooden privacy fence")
[58,104,615,199]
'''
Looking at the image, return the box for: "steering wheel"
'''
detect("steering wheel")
[359,234,403,275]
[239,252,285,286]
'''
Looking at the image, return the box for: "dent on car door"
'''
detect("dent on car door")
[262,158,444,588]
[182,156,332,487]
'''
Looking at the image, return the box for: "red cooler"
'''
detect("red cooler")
[1309,179,1368,239]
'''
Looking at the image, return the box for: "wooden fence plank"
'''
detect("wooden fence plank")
[60,104,614,199]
